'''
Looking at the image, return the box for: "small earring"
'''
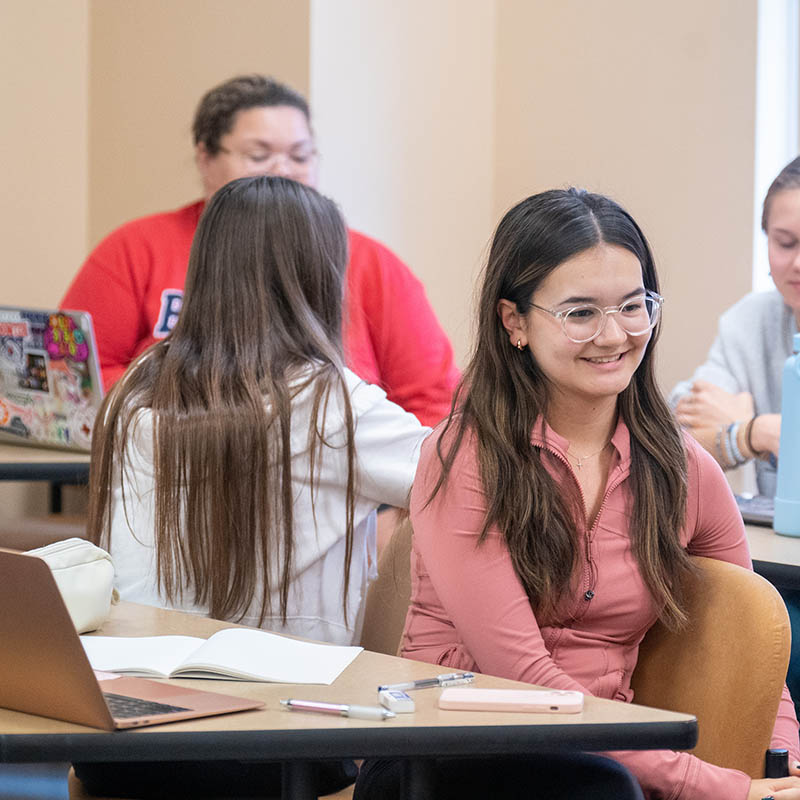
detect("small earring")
[516,339,524,351]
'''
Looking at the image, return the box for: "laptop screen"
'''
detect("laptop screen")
[0,307,104,452]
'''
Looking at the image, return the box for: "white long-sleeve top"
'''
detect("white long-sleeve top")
[109,367,431,645]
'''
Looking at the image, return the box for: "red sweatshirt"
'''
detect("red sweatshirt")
[61,201,459,427]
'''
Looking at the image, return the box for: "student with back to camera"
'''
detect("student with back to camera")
[356,188,800,800]
[76,175,430,798]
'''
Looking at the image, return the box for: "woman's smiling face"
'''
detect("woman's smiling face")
[520,244,651,405]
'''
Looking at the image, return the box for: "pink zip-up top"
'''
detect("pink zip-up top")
[402,417,800,800]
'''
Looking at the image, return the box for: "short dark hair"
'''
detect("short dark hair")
[762,155,800,231]
[192,75,311,155]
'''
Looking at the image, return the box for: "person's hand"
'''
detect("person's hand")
[749,413,782,458]
[675,380,755,464]
[748,774,800,800]
[675,380,755,430]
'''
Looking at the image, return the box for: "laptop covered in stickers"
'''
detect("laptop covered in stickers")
[0,307,103,452]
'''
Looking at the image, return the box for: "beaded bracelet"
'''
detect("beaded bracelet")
[716,425,738,470]
[715,425,734,469]
[727,421,746,465]
[721,423,739,468]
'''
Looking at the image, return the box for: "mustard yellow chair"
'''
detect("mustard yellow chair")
[630,555,791,779]
[360,517,415,656]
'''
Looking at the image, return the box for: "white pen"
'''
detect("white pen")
[280,698,395,721]
[377,672,475,692]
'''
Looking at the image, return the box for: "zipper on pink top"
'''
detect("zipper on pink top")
[535,442,627,618]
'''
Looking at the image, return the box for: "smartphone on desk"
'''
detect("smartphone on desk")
[438,687,584,714]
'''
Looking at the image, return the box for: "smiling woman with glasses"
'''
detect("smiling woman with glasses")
[355,188,800,800]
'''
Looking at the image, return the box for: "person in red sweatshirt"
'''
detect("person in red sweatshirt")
[61,74,458,428]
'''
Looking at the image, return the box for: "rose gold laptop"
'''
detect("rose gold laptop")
[0,548,264,730]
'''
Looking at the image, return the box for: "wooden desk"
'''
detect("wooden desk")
[747,523,800,589]
[0,442,90,483]
[0,603,696,799]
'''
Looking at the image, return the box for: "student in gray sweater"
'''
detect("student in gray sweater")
[671,155,800,718]
[670,156,800,497]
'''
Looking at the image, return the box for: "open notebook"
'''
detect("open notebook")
[81,628,362,684]
[0,548,264,730]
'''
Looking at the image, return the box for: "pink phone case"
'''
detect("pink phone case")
[438,687,584,714]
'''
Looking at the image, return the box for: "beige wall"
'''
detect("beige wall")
[495,0,758,392]
[310,0,496,365]
[0,0,89,309]
[88,0,311,249]
[0,0,89,517]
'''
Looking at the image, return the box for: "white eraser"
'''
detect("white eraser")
[378,688,415,713]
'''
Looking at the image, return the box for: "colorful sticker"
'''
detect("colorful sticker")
[45,313,89,362]
[18,350,49,393]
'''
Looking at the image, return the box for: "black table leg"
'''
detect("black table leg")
[49,482,63,514]
[281,761,317,800]
[403,759,436,800]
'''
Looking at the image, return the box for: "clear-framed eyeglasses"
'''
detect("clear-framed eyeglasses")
[529,290,664,344]
[216,145,318,174]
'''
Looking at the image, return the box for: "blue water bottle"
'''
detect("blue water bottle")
[775,332,800,536]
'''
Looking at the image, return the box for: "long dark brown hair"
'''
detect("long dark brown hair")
[88,175,355,625]
[432,188,692,629]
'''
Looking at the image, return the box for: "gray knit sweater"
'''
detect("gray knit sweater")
[669,290,797,496]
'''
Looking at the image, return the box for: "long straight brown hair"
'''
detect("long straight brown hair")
[432,189,693,629]
[88,175,355,625]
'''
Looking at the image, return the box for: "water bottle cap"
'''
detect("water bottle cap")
[765,747,790,777]
[795,333,800,353]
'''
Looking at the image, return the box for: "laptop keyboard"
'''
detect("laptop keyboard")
[735,494,774,527]
[103,692,191,719]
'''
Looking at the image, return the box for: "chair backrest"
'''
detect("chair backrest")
[630,555,790,779]
[360,517,413,655]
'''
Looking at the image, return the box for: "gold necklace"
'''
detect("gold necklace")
[566,441,610,470]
